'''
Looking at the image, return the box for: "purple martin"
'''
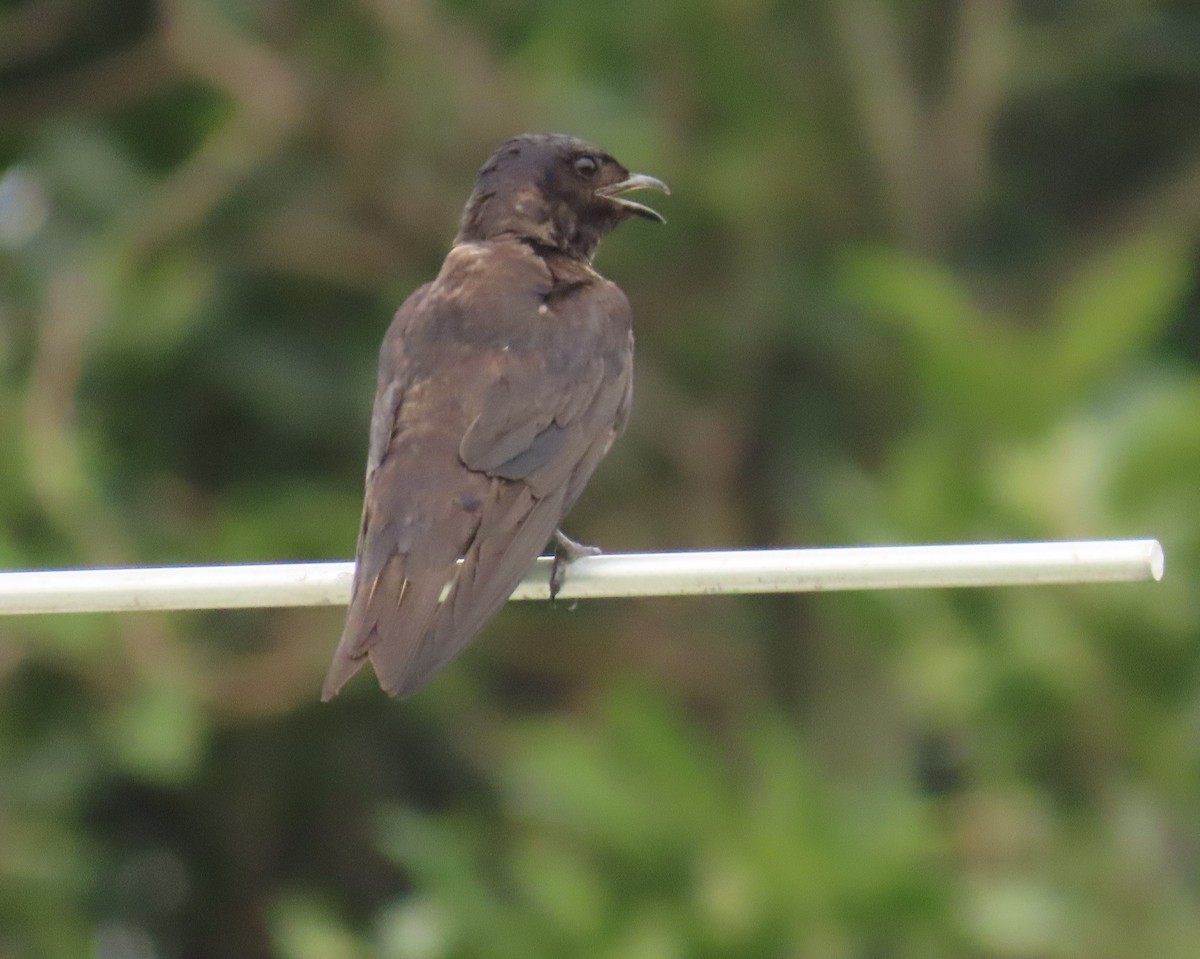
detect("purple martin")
[322,134,668,699]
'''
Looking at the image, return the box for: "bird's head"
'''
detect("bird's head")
[455,133,669,260]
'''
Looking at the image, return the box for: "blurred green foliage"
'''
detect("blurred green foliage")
[1,0,1198,956]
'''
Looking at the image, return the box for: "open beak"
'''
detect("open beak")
[595,173,670,223]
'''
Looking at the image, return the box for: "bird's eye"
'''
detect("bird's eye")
[574,155,599,178]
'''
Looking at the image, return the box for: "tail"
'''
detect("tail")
[320,553,446,700]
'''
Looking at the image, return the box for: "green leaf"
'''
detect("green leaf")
[1052,232,1192,393]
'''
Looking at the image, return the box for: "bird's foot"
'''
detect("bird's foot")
[550,529,601,603]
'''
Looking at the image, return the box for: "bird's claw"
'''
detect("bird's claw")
[550,530,601,603]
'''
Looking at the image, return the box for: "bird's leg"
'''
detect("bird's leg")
[550,529,601,603]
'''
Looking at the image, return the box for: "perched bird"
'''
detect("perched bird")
[322,133,668,700]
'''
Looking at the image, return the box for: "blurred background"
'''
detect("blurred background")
[1,0,1198,956]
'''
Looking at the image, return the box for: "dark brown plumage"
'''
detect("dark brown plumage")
[322,133,668,700]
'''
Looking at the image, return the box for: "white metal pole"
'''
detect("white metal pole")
[0,540,1163,616]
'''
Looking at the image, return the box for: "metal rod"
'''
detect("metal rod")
[0,540,1163,616]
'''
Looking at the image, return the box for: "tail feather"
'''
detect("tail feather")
[320,553,448,700]
[368,573,447,695]
[393,487,566,696]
